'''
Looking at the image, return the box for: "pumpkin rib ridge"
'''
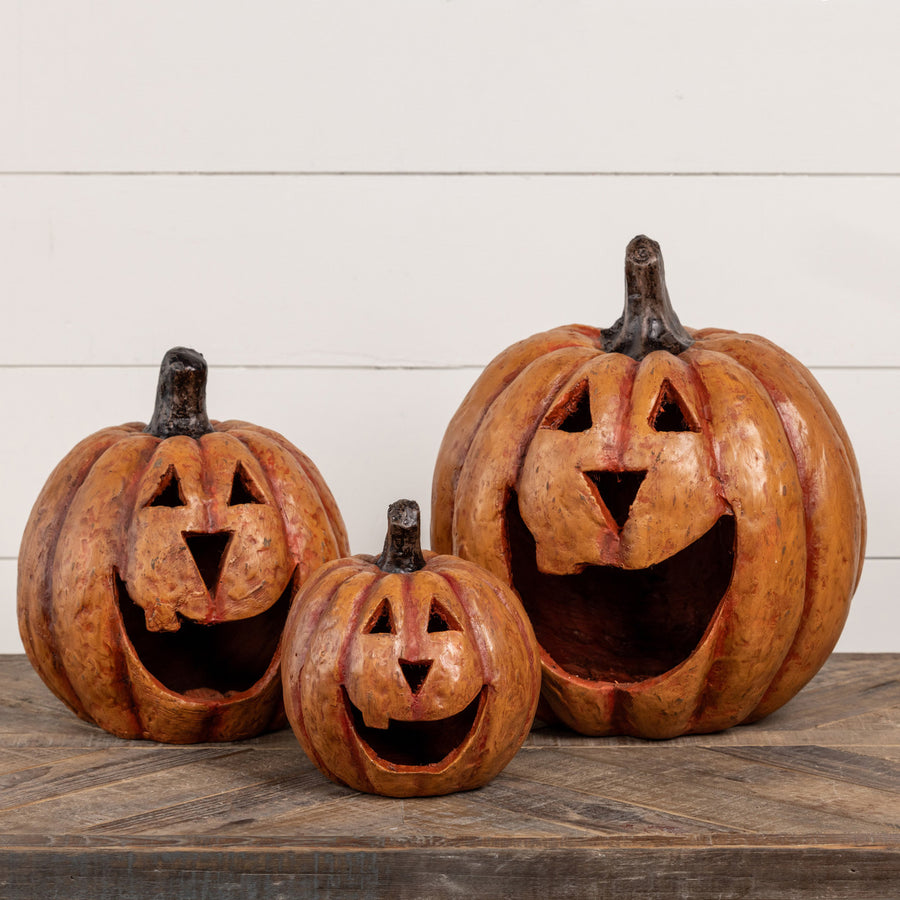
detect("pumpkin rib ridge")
[287,564,361,781]
[453,345,602,569]
[441,570,494,774]
[712,333,866,588]
[225,428,344,580]
[57,432,161,734]
[683,350,807,732]
[220,421,349,556]
[650,349,728,734]
[694,334,863,721]
[18,426,142,712]
[335,569,385,794]
[431,326,601,554]
[286,563,378,771]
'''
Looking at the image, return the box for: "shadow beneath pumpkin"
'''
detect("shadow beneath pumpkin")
[342,686,485,767]
[505,492,735,683]
[115,569,295,697]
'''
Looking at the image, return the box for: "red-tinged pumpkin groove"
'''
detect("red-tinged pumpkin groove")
[432,236,865,739]
[18,347,348,743]
[282,499,541,797]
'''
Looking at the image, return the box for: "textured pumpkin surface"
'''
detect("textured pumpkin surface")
[282,500,541,797]
[431,238,865,738]
[18,349,348,743]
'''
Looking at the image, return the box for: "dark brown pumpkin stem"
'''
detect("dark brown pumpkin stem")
[375,499,427,574]
[145,347,215,439]
[601,235,694,360]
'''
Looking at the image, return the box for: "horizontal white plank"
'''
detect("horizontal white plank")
[834,559,900,654]
[2,366,894,561]
[0,3,898,173]
[2,558,896,655]
[2,175,900,368]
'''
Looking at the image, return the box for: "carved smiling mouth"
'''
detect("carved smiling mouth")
[115,568,295,698]
[506,492,736,683]
[342,686,486,767]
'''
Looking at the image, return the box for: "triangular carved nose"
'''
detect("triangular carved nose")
[585,470,647,529]
[183,531,232,594]
[399,658,432,695]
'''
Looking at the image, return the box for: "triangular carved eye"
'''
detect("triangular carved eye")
[228,463,264,505]
[146,466,185,508]
[544,381,592,433]
[366,599,394,634]
[427,599,460,633]
[651,380,699,433]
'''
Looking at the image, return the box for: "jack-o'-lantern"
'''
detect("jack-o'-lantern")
[282,499,540,796]
[18,347,348,743]
[432,236,865,738]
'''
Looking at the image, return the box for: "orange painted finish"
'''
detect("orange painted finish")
[431,238,865,738]
[282,501,541,797]
[18,351,348,743]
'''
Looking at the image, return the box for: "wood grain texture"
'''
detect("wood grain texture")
[1,653,897,898]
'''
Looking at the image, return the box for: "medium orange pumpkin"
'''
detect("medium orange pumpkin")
[282,500,541,796]
[18,347,348,743]
[432,236,866,738]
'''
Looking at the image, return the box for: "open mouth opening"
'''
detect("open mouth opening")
[506,491,735,683]
[115,568,295,697]
[342,686,485,767]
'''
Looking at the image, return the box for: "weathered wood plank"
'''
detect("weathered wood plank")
[0,746,249,810]
[510,746,899,836]
[0,654,897,898]
[1,841,897,900]
[710,746,900,795]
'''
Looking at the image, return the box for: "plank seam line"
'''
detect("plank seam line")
[0,747,253,813]
[1,364,896,373]
[6,552,900,563]
[1,171,900,178]
[706,747,900,796]
[491,770,753,835]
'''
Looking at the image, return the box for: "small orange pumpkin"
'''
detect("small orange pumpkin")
[18,347,348,742]
[282,500,541,796]
[432,236,866,738]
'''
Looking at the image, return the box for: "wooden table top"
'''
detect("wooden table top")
[1,652,898,899]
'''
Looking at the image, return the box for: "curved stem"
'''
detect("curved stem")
[145,347,215,439]
[375,499,427,574]
[601,235,694,360]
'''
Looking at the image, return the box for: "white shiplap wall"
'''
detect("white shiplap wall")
[1,2,897,653]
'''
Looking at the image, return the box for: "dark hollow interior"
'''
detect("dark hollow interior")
[506,492,735,683]
[399,659,433,695]
[182,531,233,594]
[585,470,647,530]
[343,686,484,767]
[116,568,294,695]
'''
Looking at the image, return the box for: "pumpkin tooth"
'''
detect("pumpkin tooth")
[116,566,294,696]
[508,493,736,684]
[342,685,485,768]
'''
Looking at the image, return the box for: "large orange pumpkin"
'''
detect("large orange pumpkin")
[432,236,866,738]
[282,499,541,796]
[18,347,349,742]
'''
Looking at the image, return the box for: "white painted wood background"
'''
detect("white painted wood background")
[1,2,897,653]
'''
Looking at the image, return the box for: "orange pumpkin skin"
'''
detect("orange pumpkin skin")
[282,500,541,797]
[18,348,349,743]
[432,237,866,739]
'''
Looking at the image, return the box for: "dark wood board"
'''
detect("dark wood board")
[1,653,898,899]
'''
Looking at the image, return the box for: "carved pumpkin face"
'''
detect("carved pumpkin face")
[432,237,866,738]
[18,348,349,742]
[282,500,541,797]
